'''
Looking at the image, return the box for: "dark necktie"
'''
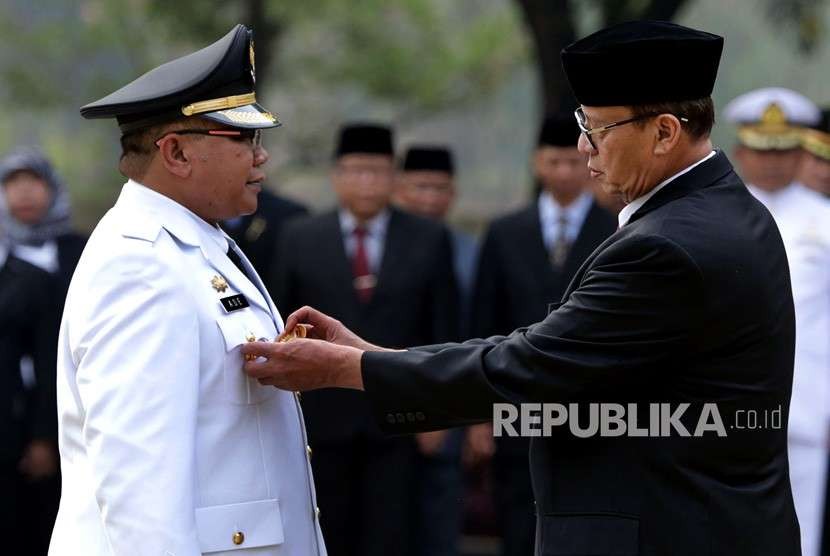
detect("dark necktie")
[227,245,253,282]
[351,227,375,303]
[550,212,570,268]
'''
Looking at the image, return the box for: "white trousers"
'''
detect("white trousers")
[789,441,829,556]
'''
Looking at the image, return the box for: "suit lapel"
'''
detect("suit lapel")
[319,211,363,309]
[224,233,285,331]
[519,204,558,286]
[200,233,273,316]
[371,209,405,308]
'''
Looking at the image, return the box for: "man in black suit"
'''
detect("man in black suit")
[223,188,307,286]
[270,123,458,556]
[246,22,801,556]
[473,113,617,556]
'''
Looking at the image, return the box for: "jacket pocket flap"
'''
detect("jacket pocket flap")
[196,498,284,553]
[540,513,639,555]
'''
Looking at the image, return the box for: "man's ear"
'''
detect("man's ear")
[157,135,192,179]
[653,114,683,156]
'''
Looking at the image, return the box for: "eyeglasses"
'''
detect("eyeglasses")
[335,164,394,179]
[574,107,688,150]
[154,128,262,150]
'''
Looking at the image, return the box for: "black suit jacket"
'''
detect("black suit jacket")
[361,152,800,555]
[0,255,58,463]
[273,207,459,444]
[474,200,616,460]
[224,189,308,286]
[474,199,617,360]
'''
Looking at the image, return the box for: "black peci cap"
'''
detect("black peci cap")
[538,112,581,147]
[334,124,394,158]
[562,21,723,106]
[81,25,280,134]
[401,146,454,175]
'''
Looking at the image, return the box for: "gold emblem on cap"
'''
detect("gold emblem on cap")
[210,275,229,293]
[760,103,787,126]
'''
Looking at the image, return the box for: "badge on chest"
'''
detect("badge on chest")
[220,294,250,313]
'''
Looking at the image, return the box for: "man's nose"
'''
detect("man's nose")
[254,145,269,166]
[577,132,595,154]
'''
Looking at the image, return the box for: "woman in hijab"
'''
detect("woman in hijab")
[0,147,84,555]
[0,147,86,300]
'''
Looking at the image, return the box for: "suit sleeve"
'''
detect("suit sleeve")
[72,248,202,555]
[362,234,705,433]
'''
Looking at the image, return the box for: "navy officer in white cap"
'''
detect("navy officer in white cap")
[726,87,830,556]
[49,25,326,556]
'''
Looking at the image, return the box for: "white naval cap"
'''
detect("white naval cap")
[724,87,820,150]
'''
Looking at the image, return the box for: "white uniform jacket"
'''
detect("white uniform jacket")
[748,182,830,446]
[49,181,326,556]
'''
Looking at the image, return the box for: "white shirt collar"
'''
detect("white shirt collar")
[338,208,391,238]
[538,191,593,225]
[618,150,716,228]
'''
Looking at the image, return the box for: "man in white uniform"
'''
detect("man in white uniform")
[48,25,326,556]
[726,87,830,556]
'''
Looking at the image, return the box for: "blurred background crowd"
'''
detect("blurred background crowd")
[2,1,830,556]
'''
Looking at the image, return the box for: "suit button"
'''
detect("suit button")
[396,413,405,423]
[386,413,395,424]
[306,445,313,459]
[406,412,415,422]
[415,412,425,421]
[232,531,245,545]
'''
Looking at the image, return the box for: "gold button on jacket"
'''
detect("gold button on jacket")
[232,531,245,545]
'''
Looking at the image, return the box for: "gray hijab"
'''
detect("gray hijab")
[0,147,73,245]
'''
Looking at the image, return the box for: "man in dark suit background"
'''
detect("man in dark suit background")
[271,123,459,556]
[223,187,307,286]
[245,21,801,556]
[0,238,58,556]
[472,112,617,556]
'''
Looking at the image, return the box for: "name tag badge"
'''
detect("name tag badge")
[220,294,250,313]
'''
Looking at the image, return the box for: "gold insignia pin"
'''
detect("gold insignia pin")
[211,275,229,293]
[245,332,257,361]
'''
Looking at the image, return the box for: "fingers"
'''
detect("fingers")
[284,305,322,333]
[240,340,278,360]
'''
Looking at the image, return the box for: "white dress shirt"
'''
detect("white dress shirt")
[618,150,716,228]
[339,208,390,274]
[538,191,593,251]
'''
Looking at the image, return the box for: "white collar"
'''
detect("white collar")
[118,180,229,253]
[339,208,391,238]
[618,150,716,228]
[538,191,593,225]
